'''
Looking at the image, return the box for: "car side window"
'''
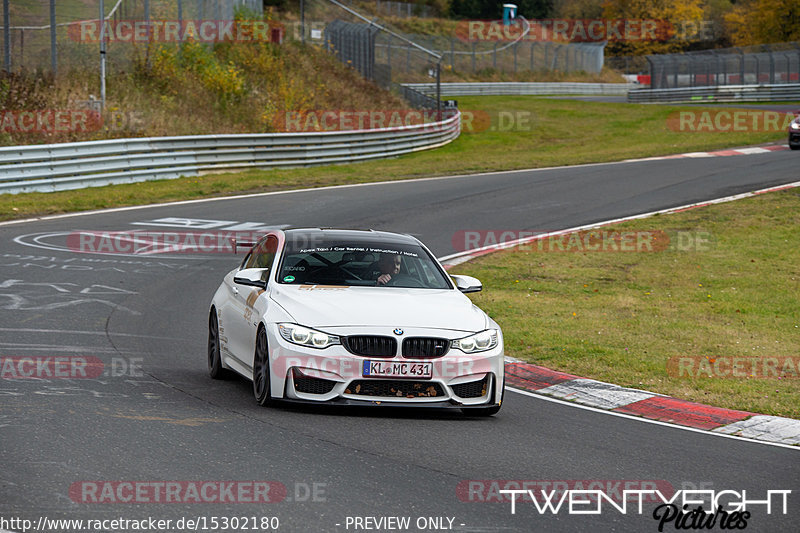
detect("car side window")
[243,236,278,279]
[240,252,252,269]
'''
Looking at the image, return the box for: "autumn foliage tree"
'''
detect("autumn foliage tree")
[601,0,705,55]
[723,0,800,46]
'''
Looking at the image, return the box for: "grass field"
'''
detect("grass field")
[451,188,800,419]
[1,96,787,221]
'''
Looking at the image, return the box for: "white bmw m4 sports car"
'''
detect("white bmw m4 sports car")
[208,228,504,415]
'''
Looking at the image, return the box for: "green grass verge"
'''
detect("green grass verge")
[1,97,787,221]
[451,188,800,419]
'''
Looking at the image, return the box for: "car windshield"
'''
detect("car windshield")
[277,239,452,289]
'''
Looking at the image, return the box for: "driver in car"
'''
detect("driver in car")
[373,252,402,285]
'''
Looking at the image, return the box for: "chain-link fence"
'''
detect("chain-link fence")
[324,17,441,108]
[301,0,607,114]
[647,43,800,89]
[376,34,606,77]
[300,0,606,81]
[0,0,263,75]
[375,1,435,19]
[307,0,446,110]
[605,55,649,75]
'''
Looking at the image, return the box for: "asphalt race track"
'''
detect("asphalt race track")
[1,151,798,533]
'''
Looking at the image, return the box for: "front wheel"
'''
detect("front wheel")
[208,311,231,379]
[253,326,273,406]
[790,144,800,151]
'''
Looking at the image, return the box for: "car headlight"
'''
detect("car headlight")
[278,323,340,349]
[791,122,800,130]
[451,329,499,353]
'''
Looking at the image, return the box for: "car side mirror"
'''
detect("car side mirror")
[451,274,482,293]
[234,268,268,289]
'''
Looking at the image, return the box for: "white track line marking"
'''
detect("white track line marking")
[439,180,800,264]
[506,387,799,451]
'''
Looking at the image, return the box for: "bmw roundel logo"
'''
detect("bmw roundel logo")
[393,328,404,336]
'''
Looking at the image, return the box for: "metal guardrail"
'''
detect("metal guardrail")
[399,84,441,110]
[0,112,461,195]
[403,82,634,97]
[628,83,800,103]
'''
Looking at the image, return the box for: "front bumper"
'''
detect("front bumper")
[268,326,504,407]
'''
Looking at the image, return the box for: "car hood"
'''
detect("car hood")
[269,285,487,332]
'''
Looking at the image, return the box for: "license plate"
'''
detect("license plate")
[362,360,432,379]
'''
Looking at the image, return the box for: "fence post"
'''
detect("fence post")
[513,41,517,73]
[789,44,800,82]
[3,0,9,71]
[100,0,106,107]
[406,42,410,72]
[672,56,678,88]
[530,42,534,70]
[768,48,775,84]
[436,62,441,120]
[177,0,183,43]
[144,0,151,69]
[754,54,760,84]
[450,37,454,71]
[50,0,56,75]
[472,41,476,72]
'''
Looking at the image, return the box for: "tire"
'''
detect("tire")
[253,326,273,406]
[790,144,800,151]
[208,310,231,379]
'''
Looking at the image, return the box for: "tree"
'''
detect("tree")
[724,0,800,46]
[601,0,705,56]
[553,0,604,19]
